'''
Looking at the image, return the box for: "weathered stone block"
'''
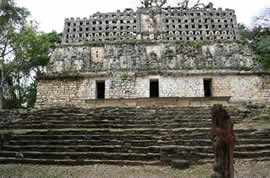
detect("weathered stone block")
[171,159,190,169]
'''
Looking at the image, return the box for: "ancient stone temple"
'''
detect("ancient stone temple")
[35,1,270,109]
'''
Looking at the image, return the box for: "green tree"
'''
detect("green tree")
[240,25,270,70]
[239,8,270,71]
[0,0,62,109]
[0,0,30,109]
[3,26,61,109]
[252,28,270,70]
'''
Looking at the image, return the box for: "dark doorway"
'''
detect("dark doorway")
[204,79,212,97]
[150,80,159,98]
[96,81,105,99]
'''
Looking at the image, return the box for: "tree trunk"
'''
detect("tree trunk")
[0,60,3,110]
[0,57,4,110]
[0,84,3,110]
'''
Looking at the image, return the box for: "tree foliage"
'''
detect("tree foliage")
[239,8,270,71]
[177,0,213,10]
[3,26,61,109]
[0,0,61,109]
[0,0,30,109]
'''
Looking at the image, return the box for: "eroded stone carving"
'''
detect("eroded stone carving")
[47,42,261,74]
[211,104,235,178]
[141,0,167,8]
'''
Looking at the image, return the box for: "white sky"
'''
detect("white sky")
[17,0,270,33]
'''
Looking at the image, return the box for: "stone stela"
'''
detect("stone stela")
[211,104,235,178]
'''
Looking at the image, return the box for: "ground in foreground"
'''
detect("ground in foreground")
[0,160,269,178]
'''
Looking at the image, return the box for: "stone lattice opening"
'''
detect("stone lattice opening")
[150,80,159,98]
[96,81,105,99]
[204,79,212,97]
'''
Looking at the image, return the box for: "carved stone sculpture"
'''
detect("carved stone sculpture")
[211,104,235,178]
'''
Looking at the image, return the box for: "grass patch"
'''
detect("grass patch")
[0,164,69,178]
[0,164,212,178]
[248,119,270,129]
[0,161,269,178]
[235,113,270,130]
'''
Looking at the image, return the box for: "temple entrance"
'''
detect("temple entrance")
[150,80,159,98]
[96,81,105,99]
[204,79,212,97]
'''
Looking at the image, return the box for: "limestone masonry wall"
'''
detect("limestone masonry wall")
[35,72,270,108]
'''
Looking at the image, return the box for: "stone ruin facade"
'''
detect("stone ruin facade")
[62,6,239,43]
[35,2,270,109]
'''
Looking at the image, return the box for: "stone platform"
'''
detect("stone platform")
[85,96,230,108]
[1,105,270,165]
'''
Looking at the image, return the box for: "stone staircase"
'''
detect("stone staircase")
[0,130,161,165]
[161,128,270,165]
[0,106,269,165]
[3,107,218,130]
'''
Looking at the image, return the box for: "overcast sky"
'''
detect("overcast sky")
[16,0,270,33]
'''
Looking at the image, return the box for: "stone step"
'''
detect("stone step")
[40,129,162,134]
[169,128,211,133]
[165,123,211,128]
[234,157,270,162]
[8,137,269,149]
[26,109,215,116]
[169,133,211,137]
[170,129,270,137]
[236,139,270,145]
[0,157,160,165]
[25,110,213,115]
[161,145,214,153]
[0,151,160,161]
[162,152,214,161]
[25,110,213,117]
[170,135,270,141]
[162,150,270,161]
[7,125,161,130]
[163,150,270,161]
[9,135,161,141]
[172,138,270,146]
[234,150,270,158]
[13,118,212,124]
[8,129,267,140]
[235,133,270,139]
[13,131,162,136]
[7,123,161,128]
[11,118,208,125]
[7,123,212,129]
[235,144,270,152]
[12,119,161,124]
[52,110,209,114]
[2,145,161,153]
[160,144,270,154]
[10,119,212,127]
[8,139,158,147]
[29,113,89,117]
[173,139,211,146]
